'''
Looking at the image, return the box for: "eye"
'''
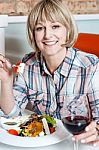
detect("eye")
[52,25,60,29]
[35,26,44,31]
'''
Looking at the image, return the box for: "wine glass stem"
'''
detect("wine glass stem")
[74,140,78,150]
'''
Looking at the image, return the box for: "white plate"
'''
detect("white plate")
[0,115,30,130]
[0,118,69,147]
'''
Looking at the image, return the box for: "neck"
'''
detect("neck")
[44,48,67,74]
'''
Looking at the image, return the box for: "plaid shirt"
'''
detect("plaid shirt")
[13,48,99,119]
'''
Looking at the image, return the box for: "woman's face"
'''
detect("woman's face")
[34,20,67,57]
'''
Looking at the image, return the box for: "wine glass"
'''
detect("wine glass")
[62,95,91,150]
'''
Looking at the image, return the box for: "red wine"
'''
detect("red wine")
[62,116,90,135]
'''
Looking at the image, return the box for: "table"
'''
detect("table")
[0,138,98,150]
[0,110,98,150]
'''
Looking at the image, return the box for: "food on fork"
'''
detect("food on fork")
[12,62,25,74]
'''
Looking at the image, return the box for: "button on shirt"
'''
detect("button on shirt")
[12,48,99,119]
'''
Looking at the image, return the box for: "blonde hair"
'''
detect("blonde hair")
[27,0,78,52]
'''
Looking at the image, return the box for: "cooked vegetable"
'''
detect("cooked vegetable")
[8,129,19,136]
[49,127,55,133]
[43,115,56,126]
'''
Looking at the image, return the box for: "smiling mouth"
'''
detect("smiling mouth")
[43,41,58,46]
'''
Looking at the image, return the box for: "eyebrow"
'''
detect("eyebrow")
[36,22,61,26]
[36,23,44,26]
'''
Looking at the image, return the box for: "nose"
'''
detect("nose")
[44,27,52,39]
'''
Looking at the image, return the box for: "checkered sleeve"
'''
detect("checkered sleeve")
[88,61,99,120]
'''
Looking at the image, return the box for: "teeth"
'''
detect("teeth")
[43,41,56,45]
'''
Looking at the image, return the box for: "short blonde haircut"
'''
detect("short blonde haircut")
[27,0,78,52]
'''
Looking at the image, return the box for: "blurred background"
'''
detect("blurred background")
[0,0,99,64]
[0,0,99,15]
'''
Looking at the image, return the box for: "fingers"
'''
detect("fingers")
[0,54,12,71]
[0,54,13,82]
[0,61,4,68]
[81,133,97,144]
[92,139,99,146]
[0,54,6,67]
[73,121,98,145]
[85,121,96,131]
[4,59,12,71]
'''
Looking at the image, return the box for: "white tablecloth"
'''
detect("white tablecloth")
[0,110,98,150]
[0,138,98,150]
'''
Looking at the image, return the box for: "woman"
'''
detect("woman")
[0,0,99,146]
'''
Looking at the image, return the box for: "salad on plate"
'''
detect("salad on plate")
[0,114,56,137]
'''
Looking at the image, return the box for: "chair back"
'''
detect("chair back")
[73,33,99,57]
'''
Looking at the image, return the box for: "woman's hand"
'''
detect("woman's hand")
[0,54,13,83]
[0,54,15,114]
[72,121,99,146]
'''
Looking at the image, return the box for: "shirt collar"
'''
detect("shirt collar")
[40,48,76,77]
[60,48,76,77]
[40,54,51,76]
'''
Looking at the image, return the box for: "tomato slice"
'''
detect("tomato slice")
[8,129,18,136]
[12,66,18,73]
[49,127,55,133]
[12,61,22,73]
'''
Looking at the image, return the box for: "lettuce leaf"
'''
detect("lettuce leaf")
[43,115,56,126]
